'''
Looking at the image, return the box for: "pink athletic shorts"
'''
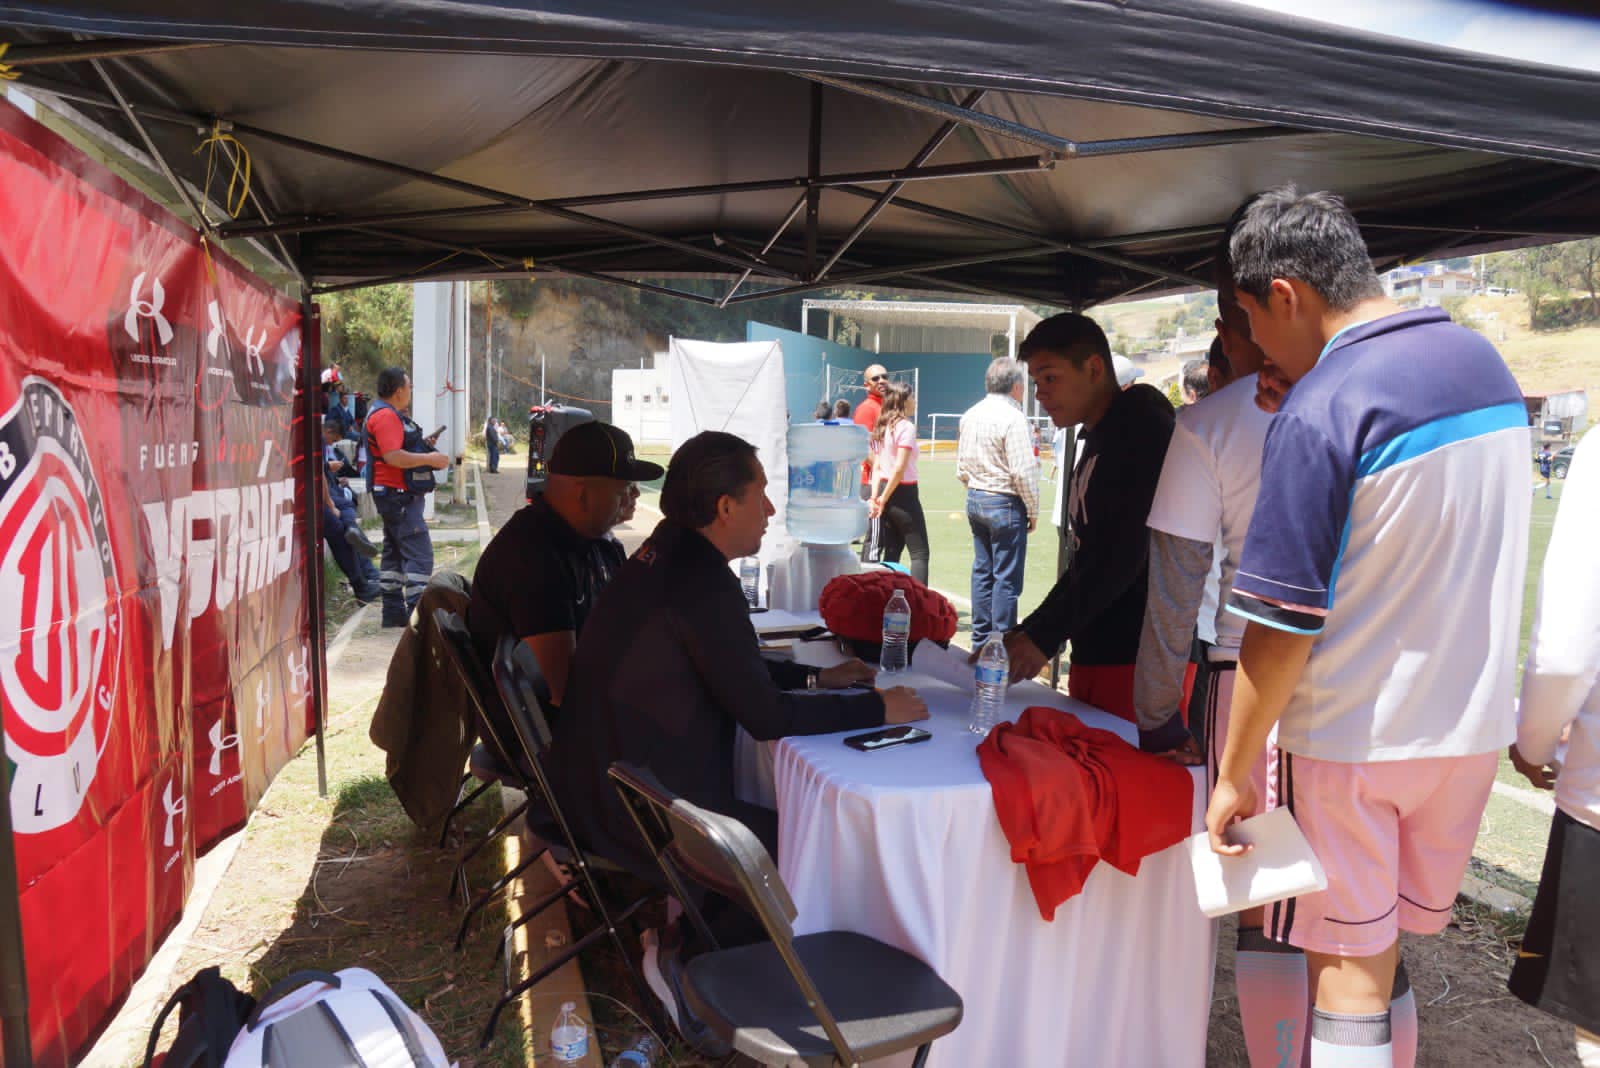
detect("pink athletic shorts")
[1204,667,1278,816]
[1266,750,1498,957]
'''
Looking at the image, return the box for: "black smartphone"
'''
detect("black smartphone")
[430,425,447,440]
[843,725,932,752]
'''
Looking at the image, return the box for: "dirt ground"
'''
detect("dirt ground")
[113,462,1584,1068]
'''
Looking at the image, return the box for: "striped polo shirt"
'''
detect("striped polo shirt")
[1229,308,1530,763]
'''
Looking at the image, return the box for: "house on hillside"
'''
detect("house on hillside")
[612,355,672,445]
[1383,265,1476,306]
[1525,388,1589,444]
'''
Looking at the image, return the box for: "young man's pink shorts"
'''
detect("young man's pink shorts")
[1265,750,1498,957]
[1205,667,1278,815]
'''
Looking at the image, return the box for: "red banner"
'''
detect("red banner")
[0,103,313,1062]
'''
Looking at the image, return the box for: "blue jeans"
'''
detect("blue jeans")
[323,494,379,596]
[967,489,1028,644]
[374,489,433,624]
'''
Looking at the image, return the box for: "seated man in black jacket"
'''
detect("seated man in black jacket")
[546,430,928,874]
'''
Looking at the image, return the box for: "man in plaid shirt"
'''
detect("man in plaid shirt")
[957,357,1039,645]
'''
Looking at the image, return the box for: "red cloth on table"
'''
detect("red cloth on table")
[977,706,1194,920]
[818,570,958,645]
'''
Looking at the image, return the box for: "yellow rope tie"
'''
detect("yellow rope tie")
[194,126,253,219]
[0,43,22,81]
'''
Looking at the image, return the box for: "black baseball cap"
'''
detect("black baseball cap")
[549,421,664,481]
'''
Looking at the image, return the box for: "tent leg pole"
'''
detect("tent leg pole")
[302,300,330,798]
[804,83,822,278]
[0,749,33,1068]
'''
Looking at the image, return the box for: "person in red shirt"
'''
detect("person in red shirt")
[366,367,448,626]
[852,363,888,498]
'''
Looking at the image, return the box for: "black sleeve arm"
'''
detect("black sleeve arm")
[682,586,884,742]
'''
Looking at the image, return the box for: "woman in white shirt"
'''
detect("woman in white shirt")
[868,383,930,583]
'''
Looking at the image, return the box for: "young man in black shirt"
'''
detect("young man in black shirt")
[1002,313,1175,721]
[467,421,661,721]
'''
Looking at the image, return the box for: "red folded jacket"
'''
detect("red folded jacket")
[977,706,1194,920]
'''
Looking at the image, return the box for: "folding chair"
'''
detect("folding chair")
[480,636,659,1048]
[431,610,543,950]
[608,762,964,1068]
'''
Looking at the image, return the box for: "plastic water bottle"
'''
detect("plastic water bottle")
[880,589,911,675]
[786,422,869,544]
[968,634,1009,735]
[550,1002,590,1063]
[609,1034,662,1067]
[739,556,761,607]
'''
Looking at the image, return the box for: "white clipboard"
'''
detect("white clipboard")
[1187,806,1328,919]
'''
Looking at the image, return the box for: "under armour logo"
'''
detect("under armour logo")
[125,272,174,346]
[206,300,230,362]
[243,326,267,377]
[255,676,270,738]
[1068,453,1097,529]
[162,777,187,848]
[285,645,310,697]
[208,716,240,777]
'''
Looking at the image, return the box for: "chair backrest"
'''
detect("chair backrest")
[491,635,554,753]
[608,762,863,1063]
[431,608,523,783]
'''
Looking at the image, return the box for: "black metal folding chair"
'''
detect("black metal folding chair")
[431,610,543,949]
[608,762,964,1068]
[480,636,660,1047]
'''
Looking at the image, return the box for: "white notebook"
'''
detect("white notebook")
[1187,806,1328,919]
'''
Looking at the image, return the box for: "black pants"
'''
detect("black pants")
[879,482,930,584]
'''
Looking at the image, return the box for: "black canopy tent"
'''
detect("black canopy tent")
[2,1,1600,1062]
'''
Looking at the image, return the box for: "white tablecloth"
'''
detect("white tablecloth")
[770,642,1214,1068]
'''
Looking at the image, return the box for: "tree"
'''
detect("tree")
[319,285,415,388]
[1555,238,1600,320]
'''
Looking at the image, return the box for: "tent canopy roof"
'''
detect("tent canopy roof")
[3,0,1598,307]
[802,301,1042,336]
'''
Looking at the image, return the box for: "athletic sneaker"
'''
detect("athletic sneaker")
[640,928,730,1057]
[345,525,382,559]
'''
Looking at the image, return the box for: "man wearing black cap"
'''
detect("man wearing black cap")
[467,421,662,722]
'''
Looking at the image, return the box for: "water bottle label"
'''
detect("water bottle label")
[883,614,910,638]
[976,664,1006,686]
[551,1027,589,1061]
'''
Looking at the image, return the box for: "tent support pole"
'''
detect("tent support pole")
[831,184,1209,288]
[3,39,221,67]
[313,260,724,304]
[718,192,808,306]
[87,57,219,243]
[804,83,823,277]
[727,245,1063,303]
[0,749,32,1068]
[301,300,330,798]
[814,89,987,283]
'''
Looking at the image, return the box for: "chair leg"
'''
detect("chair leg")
[438,775,490,848]
[492,876,585,966]
[481,920,614,1047]
[453,847,546,952]
[447,797,530,904]
[910,1041,933,1068]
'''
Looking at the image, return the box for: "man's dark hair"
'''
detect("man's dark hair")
[661,431,760,528]
[1182,360,1211,401]
[833,399,851,418]
[1207,335,1231,382]
[813,401,832,420]
[1228,185,1383,310]
[376,366,409,399]
[1017,313,1112,371]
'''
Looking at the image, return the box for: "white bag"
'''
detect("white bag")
[225,968,454,1068]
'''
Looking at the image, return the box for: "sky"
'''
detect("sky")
[1228,1,1600,72]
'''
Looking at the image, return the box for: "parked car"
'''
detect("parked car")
[1553,445,1575,480]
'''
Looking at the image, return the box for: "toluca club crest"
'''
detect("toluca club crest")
[0,377,122,834]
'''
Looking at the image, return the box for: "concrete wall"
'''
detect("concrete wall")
[745,321,991,437]
[611,367,673,445]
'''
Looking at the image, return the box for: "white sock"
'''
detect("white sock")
[1577,1026,1600,1068]
[1310,1008,1392,1068]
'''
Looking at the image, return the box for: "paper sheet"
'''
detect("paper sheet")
[1187,806,1328,919]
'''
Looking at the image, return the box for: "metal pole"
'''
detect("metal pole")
[804,83,822,278]
[301,299,330,799]
[0,737,33,1067]
[540,349,546,406]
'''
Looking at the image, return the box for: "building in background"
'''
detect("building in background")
[1525,388,1589,444]
[611,353,672,445]
[1383,264,1477,306]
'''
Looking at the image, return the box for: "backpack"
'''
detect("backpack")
[143,966,257,1068]
[223,968,452,1067]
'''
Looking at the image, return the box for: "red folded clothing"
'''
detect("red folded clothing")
[977,706,1194,920]
[818,570,958,645]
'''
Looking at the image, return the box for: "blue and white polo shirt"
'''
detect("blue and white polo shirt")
[1229,308,1530,763]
